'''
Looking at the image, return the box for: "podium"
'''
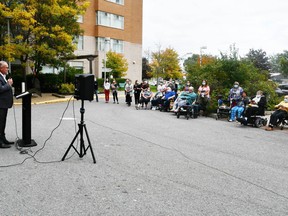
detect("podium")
[15,91,37,147]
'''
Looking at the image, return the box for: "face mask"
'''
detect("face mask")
[234,85,238,88]
[202,82,206,86]
[284,99,288,103]
[256,94,261,98]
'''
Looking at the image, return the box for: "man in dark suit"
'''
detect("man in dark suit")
[0,61,14,148]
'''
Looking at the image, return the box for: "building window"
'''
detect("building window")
[96,11,124,29]
[106,0,124,5]
[96,37,123,54]
[73,35,84,50]
[112,39,123,53]
[77,15,83,23]
[69,61,84,71]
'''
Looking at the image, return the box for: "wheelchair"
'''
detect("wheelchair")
[176,103,199,120]
[216,96,236,120]
[150,92,164,110]
[237,105,268,128]
[159,97,174,112]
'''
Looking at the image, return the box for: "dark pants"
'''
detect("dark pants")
[0,108,8,136]
[269,110,287,127]
[125,93,132,105]
[134,92,140,105]
[112,91,118,102]
[151,98,161,107]
[139,97,150,105]
[94,90,98,102]
[245,107,259,118]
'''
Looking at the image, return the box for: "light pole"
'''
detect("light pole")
[179,52,192,71]
[104,37,110,81]
[200,46,207,66]
[6,16,12,74]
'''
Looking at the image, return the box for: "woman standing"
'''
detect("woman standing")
[197,80,210,116]
[104,78,111,103]
[111,79,119,104]
[133,80,141,105]
[125,79,133,106]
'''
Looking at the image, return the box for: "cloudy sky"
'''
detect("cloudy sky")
[143,0,288,58]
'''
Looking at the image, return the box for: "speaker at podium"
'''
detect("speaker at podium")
[15,91,37,147]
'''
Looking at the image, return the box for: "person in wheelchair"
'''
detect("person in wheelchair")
[265,95,288,131]
[175,87,198,115]
[151,91,163,110]
[137,87,153,110]
[160,87,175,112]
[237,90,266,125]
[171,86,187,112]
[228,91,250,122]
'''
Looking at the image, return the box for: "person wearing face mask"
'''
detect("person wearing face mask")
[133,80,142,105]
[228,81,243,107]
[124,79,133,106]
[265,95,288,131]
[229,91,250,122]
[104,78,111,103]
[197,80,210,116]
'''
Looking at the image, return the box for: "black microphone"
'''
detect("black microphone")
[6,73,12,80]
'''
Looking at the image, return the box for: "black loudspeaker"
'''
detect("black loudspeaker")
[74,74,94,101]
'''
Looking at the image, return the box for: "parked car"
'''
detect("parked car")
[275,83,288,96]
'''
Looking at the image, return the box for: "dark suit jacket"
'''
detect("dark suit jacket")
[0,74,13,109]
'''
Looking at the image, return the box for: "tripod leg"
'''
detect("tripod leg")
[84,124,96,164]
[79,124,86,158]
[61,129,81,161]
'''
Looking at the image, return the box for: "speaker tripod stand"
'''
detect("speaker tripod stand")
[62,100,96,163]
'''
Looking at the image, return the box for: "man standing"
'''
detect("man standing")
[0,61,14,148]
[94,78,99,102]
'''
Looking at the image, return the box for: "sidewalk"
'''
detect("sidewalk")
[13,91,127,105]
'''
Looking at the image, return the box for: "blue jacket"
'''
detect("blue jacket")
[164,91,175,100]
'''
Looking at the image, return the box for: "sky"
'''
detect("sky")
[143,0,288,58]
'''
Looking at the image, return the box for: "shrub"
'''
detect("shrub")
[58,83,75,95]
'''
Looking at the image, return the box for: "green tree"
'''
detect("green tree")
[150,47,182,80]
[269,53,282,74]
[142,57,152,80]
[278,50,288,77]
[186,47,277,110]
[105,51,128,78]
[0,0,89,77]
[245,49,271,72]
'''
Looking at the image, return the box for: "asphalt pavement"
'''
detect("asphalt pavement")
[0,94,287,216]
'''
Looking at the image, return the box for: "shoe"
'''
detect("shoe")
[117,102,119,104]
[0,143,11,148]
[265,127,273,131]
[228,119,234,122]
[0,136,14,145]
[113,101,116,104]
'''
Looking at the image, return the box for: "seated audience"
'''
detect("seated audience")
[265,95,288,131]
[229,91,250,122]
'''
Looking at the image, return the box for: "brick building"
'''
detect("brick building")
[70,0,143,82]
